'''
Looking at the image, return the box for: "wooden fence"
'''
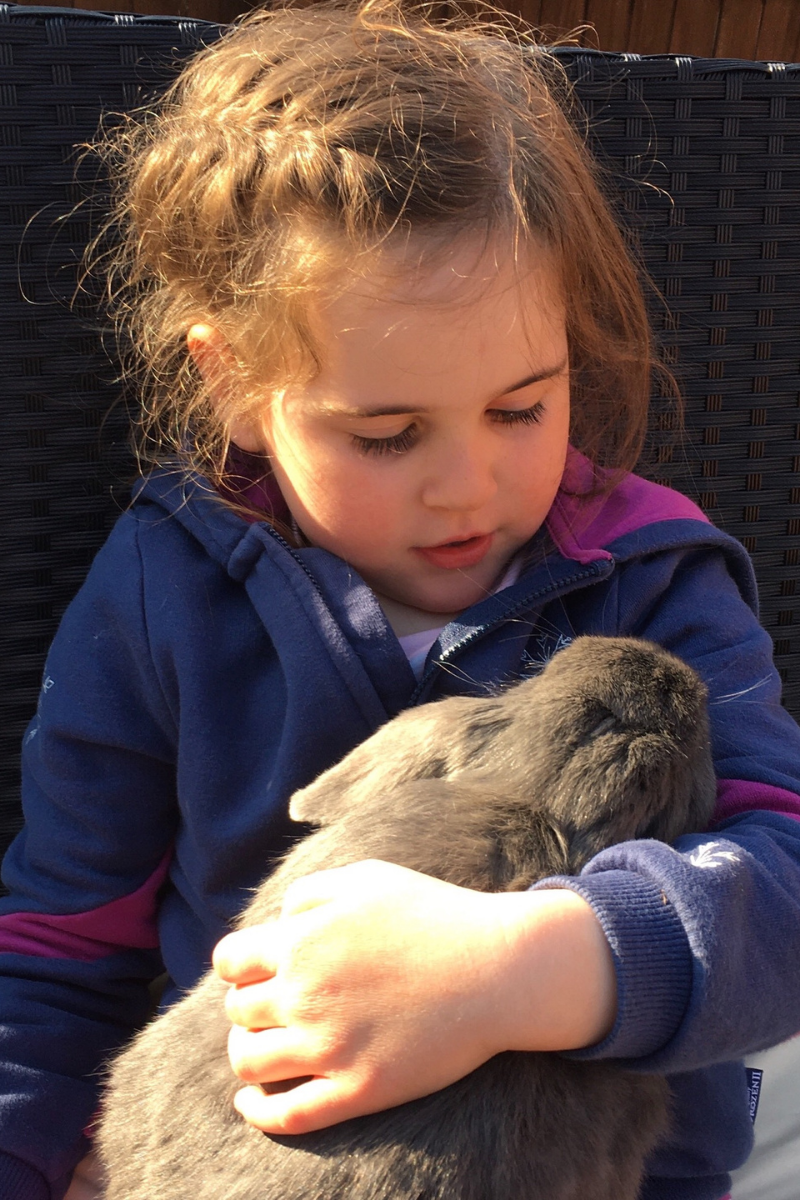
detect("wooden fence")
[10,0,800,65]
[520,0,800,59]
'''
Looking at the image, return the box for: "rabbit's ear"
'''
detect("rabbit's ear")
[289,704,457,825]
[288,711,406,825]
[287,785,317,824]
[288,754,370,824]
[290,689,517,826]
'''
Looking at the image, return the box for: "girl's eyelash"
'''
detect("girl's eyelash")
[351,401,545,456]
[491,401,546,426]
[352,425,418,456]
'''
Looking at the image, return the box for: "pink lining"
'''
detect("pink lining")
[716,779,800,824]
[546,450,709,565]
[0,851,172,962]
[219,447,288,526]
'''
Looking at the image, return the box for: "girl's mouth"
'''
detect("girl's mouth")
[414,534,493,570]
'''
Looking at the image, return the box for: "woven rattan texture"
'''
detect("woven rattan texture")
[560,50,800,715]
[0,7,222,855]
[0,9,798,870]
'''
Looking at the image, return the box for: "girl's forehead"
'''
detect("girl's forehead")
[361,234,556,295]
[289,242,568,406]
[314,236,565,333]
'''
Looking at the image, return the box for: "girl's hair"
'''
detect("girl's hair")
[97,0,664,500]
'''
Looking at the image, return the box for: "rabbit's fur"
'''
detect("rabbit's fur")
[97,636,716,1200]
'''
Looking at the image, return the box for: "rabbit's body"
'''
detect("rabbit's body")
[98,636,716,1200]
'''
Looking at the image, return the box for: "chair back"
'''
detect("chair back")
[1,5,798,870]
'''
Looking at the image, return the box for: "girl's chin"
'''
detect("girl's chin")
[362,547,520,620]
[374,577,494,621]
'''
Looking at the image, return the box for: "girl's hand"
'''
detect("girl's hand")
[212,860,616,1136]
[64,1151,105,1200]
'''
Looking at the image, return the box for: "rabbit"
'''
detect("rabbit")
[97,635,716,1200]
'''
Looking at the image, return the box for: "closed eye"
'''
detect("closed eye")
[490,401,546,427]
[351,400,546,456]
[352,425,418,456]
[588,712,618,739]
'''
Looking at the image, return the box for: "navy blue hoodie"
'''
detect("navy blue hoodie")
[1,458,800,1200]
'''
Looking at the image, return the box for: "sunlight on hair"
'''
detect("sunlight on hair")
[88,0,672,518]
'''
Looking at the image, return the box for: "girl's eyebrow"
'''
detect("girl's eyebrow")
[503,358,568,395]
[325,358,569,419]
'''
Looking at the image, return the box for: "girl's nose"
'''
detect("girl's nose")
[419,438,498,513]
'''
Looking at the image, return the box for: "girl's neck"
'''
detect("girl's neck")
[375,540,537,638]
[373,592,459,638]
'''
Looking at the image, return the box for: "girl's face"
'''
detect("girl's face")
[214,243,570,619]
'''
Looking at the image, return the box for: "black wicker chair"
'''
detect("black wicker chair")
[1,4,799,878]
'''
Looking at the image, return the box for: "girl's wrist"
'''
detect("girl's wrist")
[490,888,617,1054]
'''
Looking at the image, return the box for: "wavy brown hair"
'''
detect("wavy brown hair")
[95,0,664,500]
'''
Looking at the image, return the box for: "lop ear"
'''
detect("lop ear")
[288,709,434,825]
[289,696,513,827]
[187,323,265,453]
[288,750,376,825]
[288,782,327,825]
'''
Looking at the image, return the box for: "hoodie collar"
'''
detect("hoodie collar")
[546,447,711,565]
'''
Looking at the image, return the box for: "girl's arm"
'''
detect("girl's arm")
[0,514,177,1198]
[548,545,800,1072]
[217,544,800,1135]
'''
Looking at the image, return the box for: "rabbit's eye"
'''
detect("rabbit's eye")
[588,711,617,739]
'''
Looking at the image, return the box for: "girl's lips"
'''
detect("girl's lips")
[414,533,494,570]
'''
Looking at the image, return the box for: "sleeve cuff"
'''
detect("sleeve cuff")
[0,1154,50,1200]
[531,866,693,1061]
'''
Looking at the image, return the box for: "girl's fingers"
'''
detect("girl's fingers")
[233,1076,368,1136]
[214,866,360,983]
[279,864,364,917]
[224,976,283,1029]
[212,923,281,984]
[215,864,391,983]
[227,1023,319,1085]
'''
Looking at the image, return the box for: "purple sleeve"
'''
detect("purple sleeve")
[535,546,800,1070]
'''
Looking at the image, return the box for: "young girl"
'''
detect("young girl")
[2,3,799,1199]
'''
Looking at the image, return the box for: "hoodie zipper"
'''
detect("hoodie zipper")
[410,559,614,704]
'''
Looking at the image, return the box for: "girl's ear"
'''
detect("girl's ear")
[186,324,266,453]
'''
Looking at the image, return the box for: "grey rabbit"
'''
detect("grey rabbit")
[97,635,716,1200]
